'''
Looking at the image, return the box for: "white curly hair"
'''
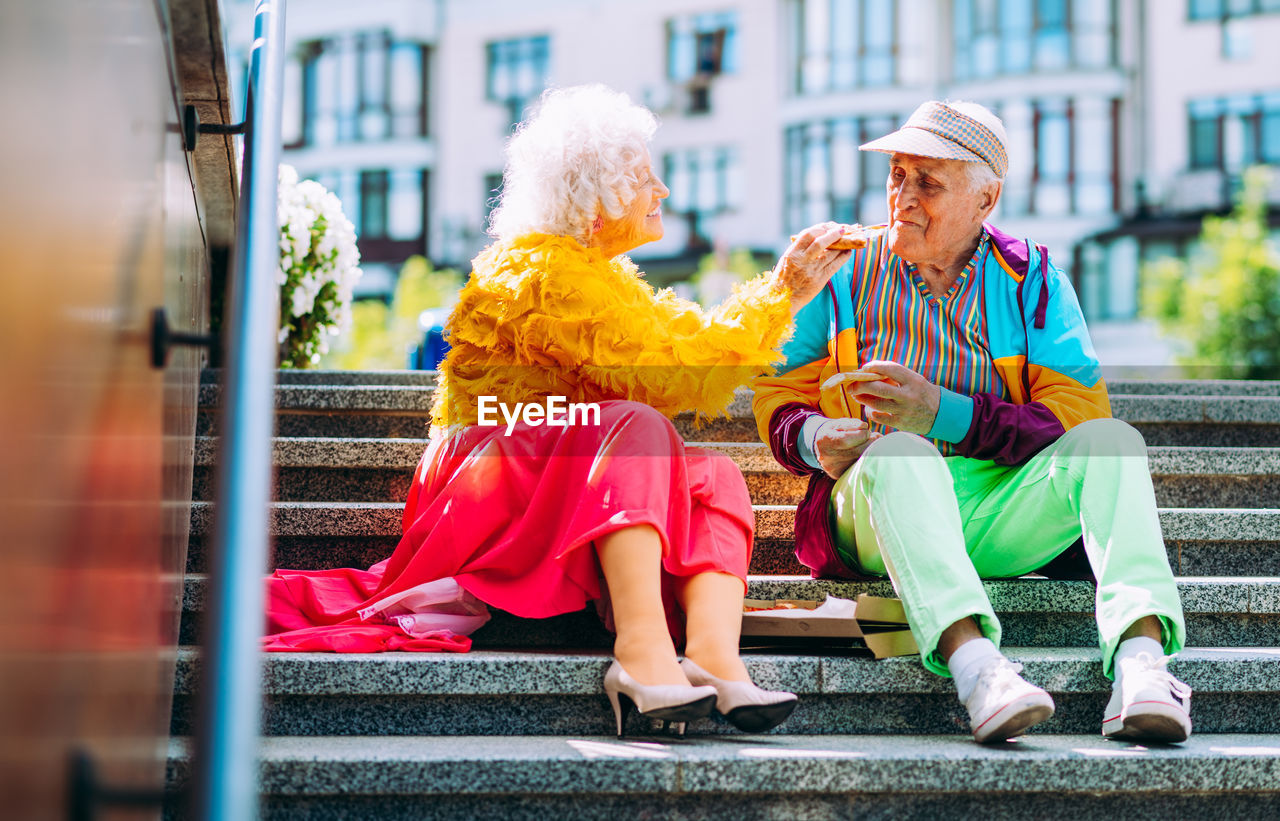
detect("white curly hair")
[488,84,659,244]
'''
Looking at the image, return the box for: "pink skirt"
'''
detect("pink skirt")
[263,400,754,652]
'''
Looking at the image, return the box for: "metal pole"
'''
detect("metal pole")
[191,1,286,819]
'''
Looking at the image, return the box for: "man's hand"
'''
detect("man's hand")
[772,222,852,315]
[848,361,941,435]
[813,417,881,480]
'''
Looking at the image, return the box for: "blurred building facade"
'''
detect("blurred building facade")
[225,0,1280,326]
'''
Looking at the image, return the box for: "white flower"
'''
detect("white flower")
[275,164,362,366]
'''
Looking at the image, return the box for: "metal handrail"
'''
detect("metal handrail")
[191,2,286,820]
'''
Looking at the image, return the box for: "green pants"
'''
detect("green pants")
[830,419,1185,679]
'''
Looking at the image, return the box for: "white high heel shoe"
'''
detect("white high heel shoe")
[603,661,718,738]
[680,658,799,733]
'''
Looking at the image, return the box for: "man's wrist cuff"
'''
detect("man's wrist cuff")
[925,387,974,443]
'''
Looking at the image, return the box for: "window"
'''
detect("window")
[387,170,426,242]
[667,12,738,81]
[311,171,359,232]
[389,43,429,139]
[308,168,427,263]
[953,0,1114,81]
[356,168,427,244]
[1189,0,1280,20]
[360,170,389,239]
[1190,100,1223,170]
[300,33,429,147]
[791,0,896,95]
[357,33,390,140]
[486,36,550,127]
[1015,97,1119,217]
[783,116,895,234]
[1032,100,1072,216]
[281,55,304,147]
[1188,92,1280,170]
[663,146,740,248]
[1190,0,1221,17]
[667,12,737,114]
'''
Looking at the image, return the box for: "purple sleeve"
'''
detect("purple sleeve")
[767,402,880,580]
[952,392,1066,466]
[766,402,825,476]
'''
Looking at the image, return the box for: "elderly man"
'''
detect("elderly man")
[753,101,1191,744]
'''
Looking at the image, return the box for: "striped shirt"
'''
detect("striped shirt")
[853,229,1008,453]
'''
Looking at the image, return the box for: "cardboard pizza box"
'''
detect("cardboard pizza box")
[740,594,918,658]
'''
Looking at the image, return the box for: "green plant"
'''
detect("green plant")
[321,256,461,370]
[691,247,770,306]
[1142,166,1280,379]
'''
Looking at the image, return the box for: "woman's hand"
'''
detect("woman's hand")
[847,361,941,435]
[773,223,852,315]
[813,417,881,479]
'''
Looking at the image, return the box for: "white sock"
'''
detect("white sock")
[948,638,1003,702]
[1113,636,1164,683]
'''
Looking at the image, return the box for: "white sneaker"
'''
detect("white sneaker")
[1102,652,1192,743]
[963,658,1055,743]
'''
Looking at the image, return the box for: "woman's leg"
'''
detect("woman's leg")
[595,524,689,687]
[678,571,751,682]
[673,448,755,682]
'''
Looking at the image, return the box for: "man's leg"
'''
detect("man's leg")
[831,431,1053,742]
[832,431,998,674]
[952,418,1190,741]
[952,419,1186,672]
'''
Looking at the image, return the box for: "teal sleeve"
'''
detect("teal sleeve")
[926,386,975,443]
[775,281,836,374]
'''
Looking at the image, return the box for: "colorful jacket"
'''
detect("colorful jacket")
[431,233,793,430]
[751,223,1111,579]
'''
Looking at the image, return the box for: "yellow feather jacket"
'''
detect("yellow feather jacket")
[430,233,794,430]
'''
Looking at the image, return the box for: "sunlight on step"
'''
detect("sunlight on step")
[739,748,865,759]
[1071,746,1150,757]
[1209,746,1280,756]
[566,740,674,759]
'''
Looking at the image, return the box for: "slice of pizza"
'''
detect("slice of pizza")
[790,223,869,251]
[828,224,869,250]
[820,370,885,391]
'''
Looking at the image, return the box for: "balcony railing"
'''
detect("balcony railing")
[1165,167,1280,214]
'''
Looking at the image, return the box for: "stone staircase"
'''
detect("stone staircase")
[170,370,1280,818]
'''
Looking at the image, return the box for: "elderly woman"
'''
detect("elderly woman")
[265,85,850,736]
[753,101,1192,744]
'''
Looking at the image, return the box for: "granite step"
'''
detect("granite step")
[167,647,1280,737]
[1106,379,1280,396]
[164,732,1280,820]
[180,574,1280,650]
[1112,395,1280,447]
[185,501,1280,577]
[191,436,1280,508]
[242,369,438,387]
[204,368,1280,395]
[196,383,1280,445]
